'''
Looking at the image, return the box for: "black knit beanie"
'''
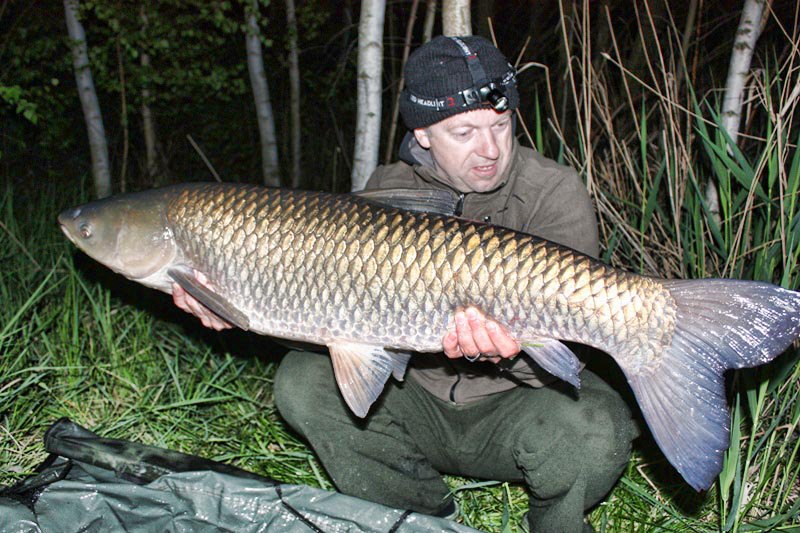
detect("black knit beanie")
[400,35,518,130]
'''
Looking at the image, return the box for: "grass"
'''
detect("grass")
[2,7,800,533]
[0,180,322,486]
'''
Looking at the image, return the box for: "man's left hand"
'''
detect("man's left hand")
[443,307,520,363]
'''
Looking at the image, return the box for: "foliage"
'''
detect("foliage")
[0,0,354,190]
[0,84,39,161]
[0,85,39,125]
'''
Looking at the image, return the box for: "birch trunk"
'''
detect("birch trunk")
[285,0,301,188]
[351,0,386,191]
[245,2,281,187]
[63,0,111,198]
[721,0,768,146]
[442,0,471,36]
[706,0,769,224]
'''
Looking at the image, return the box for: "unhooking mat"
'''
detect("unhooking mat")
[0,418,481,532]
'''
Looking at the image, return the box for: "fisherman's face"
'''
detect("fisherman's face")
[414,108,513,194]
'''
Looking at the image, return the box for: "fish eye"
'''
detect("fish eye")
[79,223,92,239]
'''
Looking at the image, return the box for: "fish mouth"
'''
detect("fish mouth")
[59,223,76,245]
[57,207,81,245]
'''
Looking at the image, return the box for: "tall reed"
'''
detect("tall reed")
[525,2,800,529]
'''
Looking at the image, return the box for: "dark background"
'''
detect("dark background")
[0,0,795,193]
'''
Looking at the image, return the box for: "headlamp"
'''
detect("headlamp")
[480,85,509,112]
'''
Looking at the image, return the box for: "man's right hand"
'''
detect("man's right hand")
[171,271,233,331]
[442,306,520,363]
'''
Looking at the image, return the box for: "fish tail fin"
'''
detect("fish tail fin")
[622,279,800,491]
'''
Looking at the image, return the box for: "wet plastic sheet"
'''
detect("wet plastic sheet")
[0,419,480,533]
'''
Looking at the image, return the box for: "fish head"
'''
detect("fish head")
[59,190,178,282]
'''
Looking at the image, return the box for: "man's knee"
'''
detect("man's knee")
[273,350,337,431]
[516,387,635,502]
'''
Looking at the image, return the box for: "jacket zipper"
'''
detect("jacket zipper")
[454,193,465,216]
[448,193,467,404]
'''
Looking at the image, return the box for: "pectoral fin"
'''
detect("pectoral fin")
[328,342,411,417]
[168,267,250,331]
[520,339,581,388]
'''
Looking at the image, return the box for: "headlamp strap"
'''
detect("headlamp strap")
[449,36,489,88]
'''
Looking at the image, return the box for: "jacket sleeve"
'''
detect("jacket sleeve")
[527,169,600,259]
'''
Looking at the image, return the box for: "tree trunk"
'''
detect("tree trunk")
[139,6,161,186]
[63,0,111,198]
[591,0,613,72]
[680,0,700,61]
[625,0,667,78]
[384,0,420,164]
[285,0,301,188]
[423,0,437,43]
[115,37,129,193]
[245,1,281,187]
[721,0,769,146]
[140,67,158,184]
[442,0,471,36]
[351,0,386,191]
[706,0,770,225]
[673,0,699,89]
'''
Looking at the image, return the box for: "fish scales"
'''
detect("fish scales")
[165,184,673,360]
[59,182,800,490]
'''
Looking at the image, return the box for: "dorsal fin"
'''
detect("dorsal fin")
[354,188,460,216]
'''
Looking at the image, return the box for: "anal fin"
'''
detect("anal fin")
[520,339,581,388]
[168,267,250,331]
[391,352,412,381]
[328,342,410,417]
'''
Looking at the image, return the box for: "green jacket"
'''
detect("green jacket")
[365,135,600,403]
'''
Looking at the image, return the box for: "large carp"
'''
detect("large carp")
[59,182,800,491]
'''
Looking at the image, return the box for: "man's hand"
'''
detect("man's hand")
[443,307,520,363]
[171,271,233,331]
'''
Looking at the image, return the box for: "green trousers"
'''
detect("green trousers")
[274,350,637,533]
